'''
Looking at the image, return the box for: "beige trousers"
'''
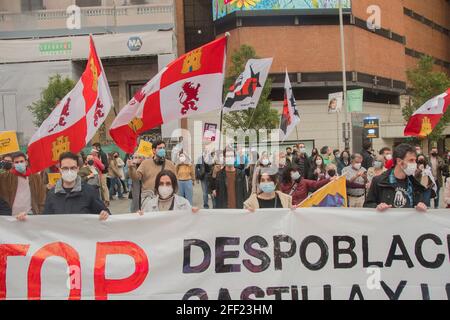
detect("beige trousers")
[348,195,365,208]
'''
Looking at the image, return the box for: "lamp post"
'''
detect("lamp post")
[338,0,351,151]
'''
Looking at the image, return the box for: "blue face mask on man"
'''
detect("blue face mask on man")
[156,148,166,158]
[14,163,27,173]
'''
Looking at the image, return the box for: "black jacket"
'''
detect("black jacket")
[99,150,109,174]
[0,197,11,216]
[212,168,248,209]
[364,169,425,208]
[291,154,310,178]
[43,178,109,215]
[195,157,211,181]
[361,149,374,170]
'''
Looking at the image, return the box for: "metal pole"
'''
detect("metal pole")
[338,0,349,151]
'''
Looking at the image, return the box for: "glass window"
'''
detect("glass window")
[75,0,102,7]
[21,0,44,11]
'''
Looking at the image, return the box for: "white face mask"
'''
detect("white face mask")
[403,162,417,176]
[353,163,362,170]
[291,172,301,181]
[158,186,173,199]
[179,156,186,163]
[315,160,322,166]
[299,148,306,154]
[225,157,235,166]
[261,159,269,166]
[385,154,392,161]
[62,170,78,183]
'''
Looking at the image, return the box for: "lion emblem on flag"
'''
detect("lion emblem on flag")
[179,82,201,115]
[48,98,71,133]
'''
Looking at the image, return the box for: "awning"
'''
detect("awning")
[0,30,174,64]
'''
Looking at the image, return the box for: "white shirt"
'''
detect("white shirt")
[12,176,32,216]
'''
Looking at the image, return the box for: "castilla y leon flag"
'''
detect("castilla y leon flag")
[280,70,300,142]
[404,88,450,137]
[109,36,227,153]
[27,36,113,173]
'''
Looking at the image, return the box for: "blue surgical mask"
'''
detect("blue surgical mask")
[14,163,26,173]
[156,149,166,158]
[259,182,276,193]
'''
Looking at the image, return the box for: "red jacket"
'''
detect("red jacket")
[280,178,330,206]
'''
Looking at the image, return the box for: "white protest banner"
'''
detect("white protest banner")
[1,208,449,300]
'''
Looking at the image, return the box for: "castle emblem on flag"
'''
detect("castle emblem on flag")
[419,116,432,137]
[181,48,202,74]
[93,99,105,127]
[52,136,71,161]
[48,98,71,133]
[89,57,98,92]
[179,82,200,115]
[128,117,144,133]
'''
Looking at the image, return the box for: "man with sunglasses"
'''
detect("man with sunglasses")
[17,152,109,221]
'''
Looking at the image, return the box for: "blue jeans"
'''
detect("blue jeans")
[422,189,432,207]
[178,180,193,205]
[109,177,123,198]
[200,178,209,209]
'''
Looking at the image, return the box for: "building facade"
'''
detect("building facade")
[177,0,450,155]
[0,0,175,147]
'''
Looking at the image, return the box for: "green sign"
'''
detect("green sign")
[39,41,72,55]
[346,89,363,113]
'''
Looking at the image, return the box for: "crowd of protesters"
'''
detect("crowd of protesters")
[1,138,449,220]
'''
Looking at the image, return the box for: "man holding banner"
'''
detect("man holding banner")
[365,144,428,212]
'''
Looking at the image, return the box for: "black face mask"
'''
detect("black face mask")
[1,161,12,171]
[87,160,95,166]
[328,170,337,177]
[431,152,438,157]
[417,160,425,165]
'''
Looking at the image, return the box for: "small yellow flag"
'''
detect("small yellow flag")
[299,176,348,208]
[136,140,153,158]
[47,173,62,186]
[0,131,20,156]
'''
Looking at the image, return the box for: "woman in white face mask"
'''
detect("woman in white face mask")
[309,155,326,181]
[139,170,198,213]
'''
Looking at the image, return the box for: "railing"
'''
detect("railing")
[1,3,173,21]
[0,3,174,37]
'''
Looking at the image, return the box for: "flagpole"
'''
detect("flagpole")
[339,0,350,151]
[218,32,231,152]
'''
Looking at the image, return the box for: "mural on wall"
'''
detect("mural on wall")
[213,0,352,20]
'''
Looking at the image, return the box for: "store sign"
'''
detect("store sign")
[363,117,380,139]
[39,41,72,55]
[128,36,143,52]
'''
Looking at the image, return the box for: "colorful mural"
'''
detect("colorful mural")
[213,0,352,21]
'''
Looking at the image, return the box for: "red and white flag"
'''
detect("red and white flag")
[110,36,227,153]
[27,36,113,173]
[404,88,450,137]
